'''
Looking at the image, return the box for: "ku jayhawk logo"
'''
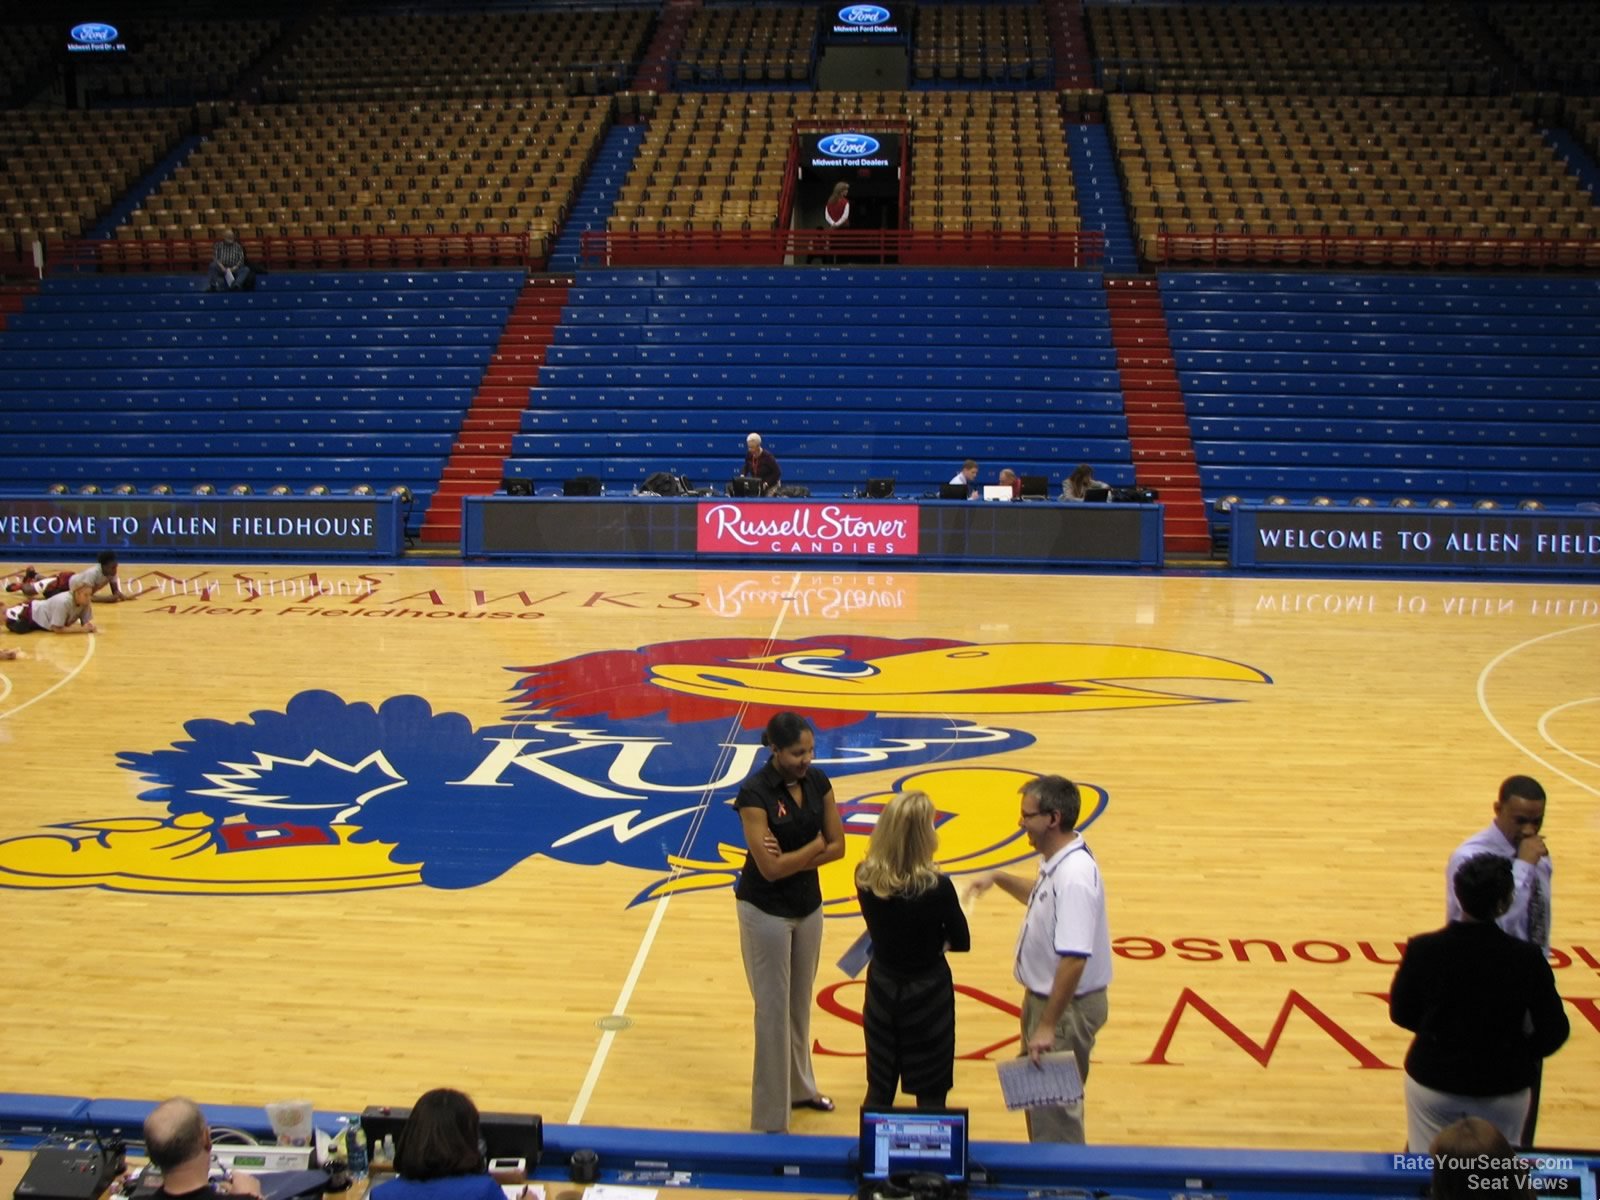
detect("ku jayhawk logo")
[0,637,1270,900]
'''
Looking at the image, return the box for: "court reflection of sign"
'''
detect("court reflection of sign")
[1232,506,1600,575]
[0,496,402,558]
[699,501,918,555]
[699,572,917,620]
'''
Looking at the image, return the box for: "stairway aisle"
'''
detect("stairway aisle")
[1104,275,1212,556]
[631,0,699,93]
[1040,0,1095,90]
[0,281,38,330]
[1063,120,1137,274]
[547,124,647,272]
[419,278,570,546]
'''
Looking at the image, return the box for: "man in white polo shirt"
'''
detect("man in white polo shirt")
[967,774,1111,1142]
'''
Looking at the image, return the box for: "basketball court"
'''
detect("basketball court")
[1,559,1595,1152]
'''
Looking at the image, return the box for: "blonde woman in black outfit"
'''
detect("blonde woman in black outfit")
[855,790,971,1107]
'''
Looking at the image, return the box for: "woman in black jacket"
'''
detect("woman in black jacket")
[1390,853,1569,1151]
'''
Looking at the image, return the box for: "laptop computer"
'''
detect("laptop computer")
[980,485,1013,502]
[937,483,969,500]
[858,1106,968,1199]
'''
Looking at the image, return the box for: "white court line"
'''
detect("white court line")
[1535,696,1600,773]
[0,634,96,721]
[566,570,802,1126]
[1476,622,1600,798]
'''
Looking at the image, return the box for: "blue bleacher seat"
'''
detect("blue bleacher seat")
[1166,271,1600,510]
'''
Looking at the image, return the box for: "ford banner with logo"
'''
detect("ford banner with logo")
[831,4,899,35]
[804,130,899,170]
[66,20,129,53]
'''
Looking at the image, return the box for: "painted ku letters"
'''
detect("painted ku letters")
[0,636,1269,897]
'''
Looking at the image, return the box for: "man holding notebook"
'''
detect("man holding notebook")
[966,774,1111,1143]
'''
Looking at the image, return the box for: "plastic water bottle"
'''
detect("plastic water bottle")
[346,1116,369,1179]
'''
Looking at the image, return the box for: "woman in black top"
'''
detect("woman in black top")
[855,789,971,1108]
[1390,853,1569,1151]
[734,711,845,1132]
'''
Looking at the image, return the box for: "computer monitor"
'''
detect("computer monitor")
[562,476,602,497]
[865,478,896,499]
[729,475,764,498]
[858,1107,968,1187]
[1019,474,1048,499]
[981,485,1013,502]
[938,483,969,501]
[1083,485,1112,503]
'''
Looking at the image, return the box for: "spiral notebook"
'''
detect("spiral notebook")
[996,1051,1084,1110]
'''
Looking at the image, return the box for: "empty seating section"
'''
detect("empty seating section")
[503,268,1133,496]
[2,110,188,255]
[0,24,59,107]
[0,270,526,533]
[1485,1,1600,92]
[1568,97,1600,167]
[1090,3,1495,95]
[262,10,652,101]
[1111,94,1600,263]
[675,5,818,86]
[125,98,611,258]
[1164,273,1600,508]
[913,4,1051,86]
[611,92,1077,234]
[911,93,1077,232]
[76,18,280,106]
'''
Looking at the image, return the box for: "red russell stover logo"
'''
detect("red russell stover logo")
[697,501,919,556]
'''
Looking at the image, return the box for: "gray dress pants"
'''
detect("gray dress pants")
[737,899,825,1132]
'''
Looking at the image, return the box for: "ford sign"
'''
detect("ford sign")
[70,22,120,42]
[839,5,892,24]
[818,133,881,158]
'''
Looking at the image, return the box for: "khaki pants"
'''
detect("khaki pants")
[1019,987,1109,1143]
[737,900,824,1132]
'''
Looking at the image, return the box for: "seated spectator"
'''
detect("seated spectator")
[370,1089,503,1200]
[949,459,979,500]
[1061,463,1105,501]
[206,229,254,292]
[1429,1117,1532,1200]
[144,1097,264,1200]
[5,581,98,636]
[741,433,782,496]
[998,468,1021,499]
